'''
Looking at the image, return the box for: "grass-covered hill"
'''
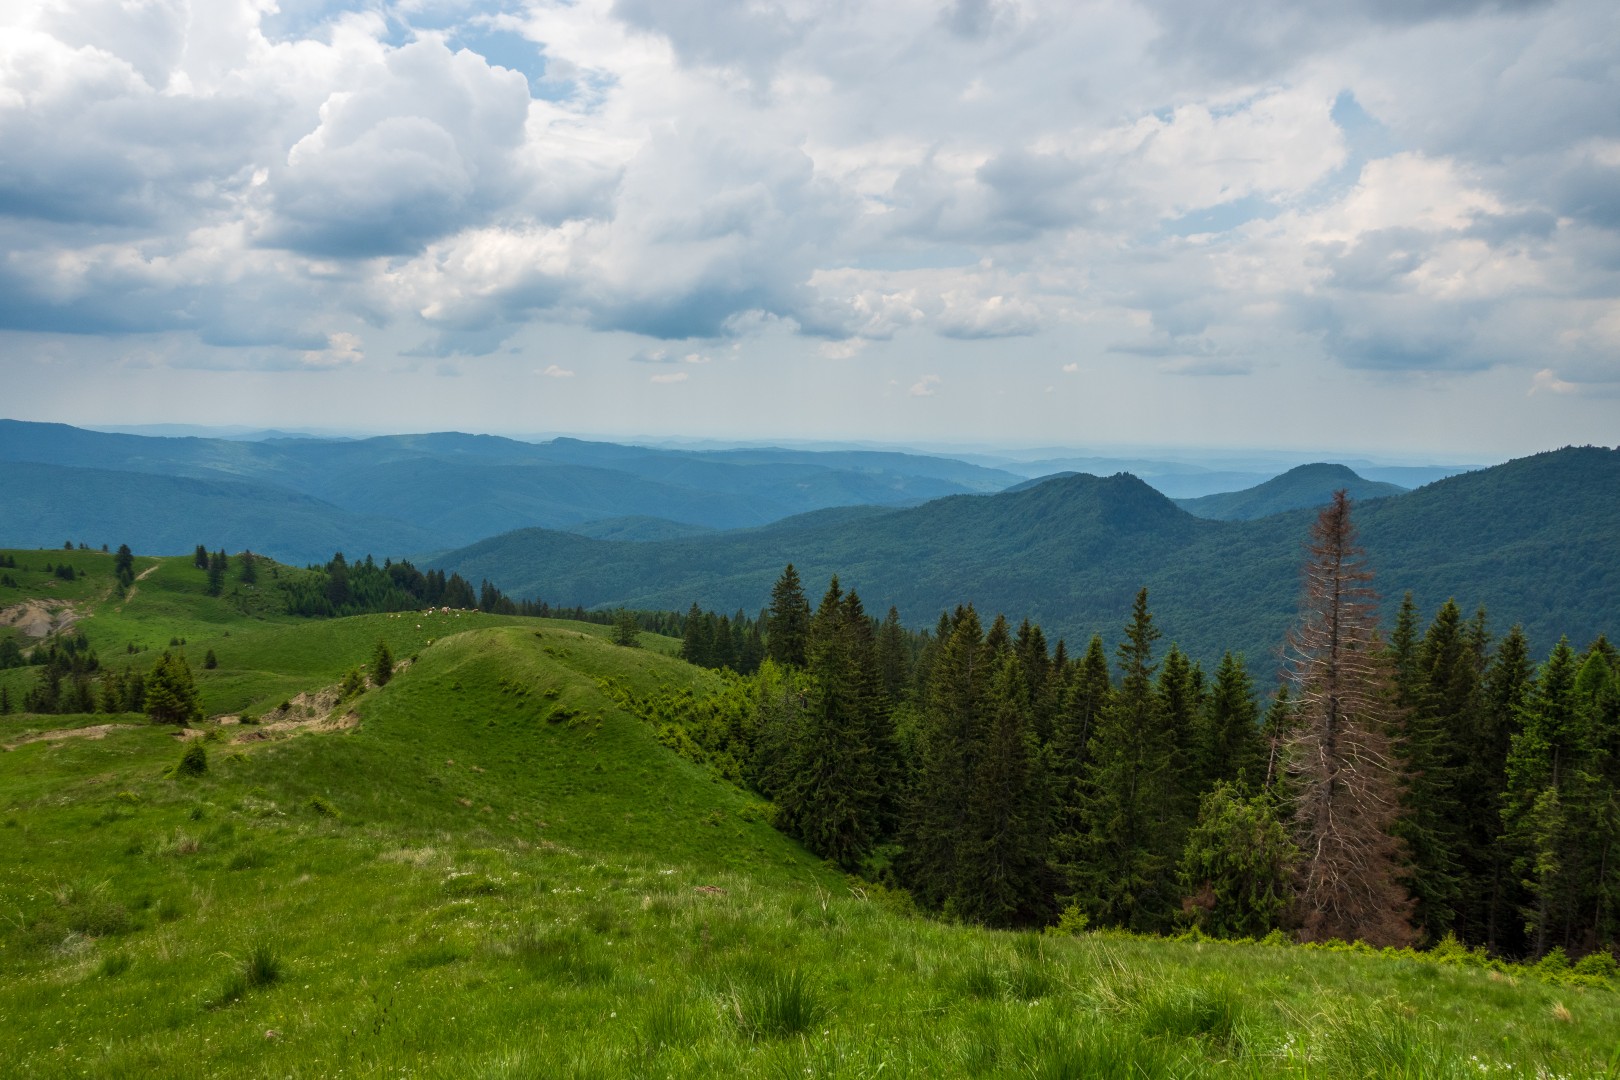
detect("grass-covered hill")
[1174,463,1408,520]
[0,421,1022,559]
[3,550,1619,1076]
[428,446,1620,666]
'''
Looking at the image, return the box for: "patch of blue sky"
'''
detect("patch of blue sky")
[1160,195,1276,238]
[1326,89,1400,183]
[259,0,372,44]
[452,25,550,88]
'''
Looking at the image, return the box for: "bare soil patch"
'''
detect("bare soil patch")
[3,723,139,751]
[0,599,81,639]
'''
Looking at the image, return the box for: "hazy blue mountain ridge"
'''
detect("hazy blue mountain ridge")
[1175,463,1409,520]
[427,447,1619,668]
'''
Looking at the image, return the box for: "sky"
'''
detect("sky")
[1,0,1617,459]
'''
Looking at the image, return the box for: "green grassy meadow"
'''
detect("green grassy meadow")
[3,550,1619,1077]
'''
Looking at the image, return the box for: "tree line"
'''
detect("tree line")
[645,501,1618,960]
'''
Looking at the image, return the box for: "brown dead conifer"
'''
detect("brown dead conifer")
[1283,490,1416,947]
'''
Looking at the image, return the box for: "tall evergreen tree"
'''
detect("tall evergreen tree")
[1067,588,1184,932]
[1199,652,1265,793]
[113,543,135,590]
[205,550,227,597]
[766,564,812,668]
[904,606,989,908]
[954,651,1052,926]
[876,606,911,703]
[681,603,709,666]
[1479,624,1534,954]
[1394,598,1471,942]
[1157,644,1205,822]
[1502,638,1591,956]
[776,578,881,870]
[1284,491,1415,946]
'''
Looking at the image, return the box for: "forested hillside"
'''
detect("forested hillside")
[429,447,1620,666]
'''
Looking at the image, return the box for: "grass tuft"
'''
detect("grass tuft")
[730,968,827,1040]
[95,951,132,978]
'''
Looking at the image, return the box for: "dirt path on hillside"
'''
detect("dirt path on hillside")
[115,560,163,605]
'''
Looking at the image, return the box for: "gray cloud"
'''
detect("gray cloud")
[0,0,1614,427]
[256,38,533,258]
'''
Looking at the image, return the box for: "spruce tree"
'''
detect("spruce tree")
[1394,599,1471,942]
[144,652,202,726]
[1052,635,1110,783]
[240,549,258,584]
[1502,639,1593,956]
[113,544,135,590]
[680,603,708,666]
[904,606,988,908]
[876,606,911,703]
[1199,652,1265,793]
[1178,782,1297,938]
[710,614,736,671]
[776,579,881,870]
[372,639,395,686]
[1067,588,1183,932]
[954,651,1052,926]
[612,610,642,648]
[1157,643,1204,823]
[1480,624,1534,954]
[766,564,811,667]
[193,544,208,570]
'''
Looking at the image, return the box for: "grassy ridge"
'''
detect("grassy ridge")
[3,550,1619,1077]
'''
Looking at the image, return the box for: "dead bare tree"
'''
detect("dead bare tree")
[1283,490,1416,946]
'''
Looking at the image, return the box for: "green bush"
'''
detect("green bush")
[174,743,208,777]
[1572,950,1618,979]
[305,794,338,817]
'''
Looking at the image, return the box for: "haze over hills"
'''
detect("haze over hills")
[427,447,1620,667]
[1175,463,1409,521]
[0,461,441,565]
[0,420,1025,554]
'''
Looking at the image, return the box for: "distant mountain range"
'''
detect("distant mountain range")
[425,447,1618,668]
[5,420,1605,665]
[0,420,1022,560]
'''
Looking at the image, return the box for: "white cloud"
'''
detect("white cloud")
[908,374,941,397]
[1528,368,1585,396]
[298,332,364,369]
[650,370,689,383]
[540,363,575,377]
[1061,362,1079,373]
[0,0,1616,451]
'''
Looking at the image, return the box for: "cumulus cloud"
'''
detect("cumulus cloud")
[0,0,1614,412]
[540,363,575,377]
[909,374,941,397]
